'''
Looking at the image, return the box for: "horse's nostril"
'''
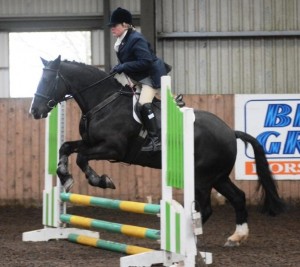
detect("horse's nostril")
[30,108,39,118]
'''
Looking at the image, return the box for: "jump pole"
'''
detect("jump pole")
[68,233,154,255]
[60,192,160,215]
[22,103,99,241]
[60,213,160,240]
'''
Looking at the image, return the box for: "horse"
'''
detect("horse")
[30,55,286,247]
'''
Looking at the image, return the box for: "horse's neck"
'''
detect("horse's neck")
[63,63,118,114]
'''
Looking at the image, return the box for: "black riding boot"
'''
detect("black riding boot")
[140,103,161,152]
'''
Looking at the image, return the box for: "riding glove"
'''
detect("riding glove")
[110,64,124,74]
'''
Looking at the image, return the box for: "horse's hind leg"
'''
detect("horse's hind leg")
[76,153,116,189]
[194,186,213,224]
[214,177,249,247]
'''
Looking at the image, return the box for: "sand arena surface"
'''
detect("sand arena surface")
[0,203,299,267]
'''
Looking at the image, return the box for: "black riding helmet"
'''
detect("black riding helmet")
[107,7,132,26]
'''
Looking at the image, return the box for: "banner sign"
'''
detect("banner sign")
[235,95,300,180]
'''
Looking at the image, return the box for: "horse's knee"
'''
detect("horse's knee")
[59,142,70,155]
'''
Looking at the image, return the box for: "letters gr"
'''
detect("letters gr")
[256,103,300,155]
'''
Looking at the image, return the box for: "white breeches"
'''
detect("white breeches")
[139,84,157,105]
[113,73,157,105]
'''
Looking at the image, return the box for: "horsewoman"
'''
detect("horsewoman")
[108,7,170,152]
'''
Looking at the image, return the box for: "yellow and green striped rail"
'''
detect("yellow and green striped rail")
[68,234,153,255]
[60,193,160,215]
[60,214,160,240]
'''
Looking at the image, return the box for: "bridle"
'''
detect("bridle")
[34,67,72,109]
[35,66,116,109]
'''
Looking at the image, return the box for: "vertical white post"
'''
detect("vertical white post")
[23,103,99,241]
[161,75,172,201]
[182,108,197,266]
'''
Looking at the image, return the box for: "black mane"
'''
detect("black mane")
[63,60,105,77]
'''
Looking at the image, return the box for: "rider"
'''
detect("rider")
[108,7,170,152]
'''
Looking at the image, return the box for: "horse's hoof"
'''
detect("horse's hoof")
[224,239,240,247]
[63,177,74,192]
[88,174,116,189]
[100,174,116,189]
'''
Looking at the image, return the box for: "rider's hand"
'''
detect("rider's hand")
[110,64,124,74]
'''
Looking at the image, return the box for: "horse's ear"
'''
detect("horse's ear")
[51,55,61,68]
[54,55,61,63]
[40,57,48,66]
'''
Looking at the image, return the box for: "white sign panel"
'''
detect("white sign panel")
[235,95,300,180]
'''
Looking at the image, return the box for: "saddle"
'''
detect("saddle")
[114,73,185,124]
[133,93,185,124]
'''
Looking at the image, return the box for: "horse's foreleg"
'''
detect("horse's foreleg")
[76,153,116,189]
[57,141,81,192]
[214,176,249,247]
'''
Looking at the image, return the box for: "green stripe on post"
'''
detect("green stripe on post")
[51,187,55,226]
[166,88,184,189]
[175,212,181,253]
[48,107,58,175]
[165,202,171,251]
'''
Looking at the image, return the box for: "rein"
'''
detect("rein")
[77,72,117,94]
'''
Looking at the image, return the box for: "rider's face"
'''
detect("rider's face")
[111,24,127,38]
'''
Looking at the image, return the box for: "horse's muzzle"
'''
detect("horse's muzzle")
[30,107,48,119]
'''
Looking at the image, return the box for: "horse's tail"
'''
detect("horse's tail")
[235,130,286,216]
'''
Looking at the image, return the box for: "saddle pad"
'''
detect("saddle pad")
[114,73,142,124]
[132,94,142,124]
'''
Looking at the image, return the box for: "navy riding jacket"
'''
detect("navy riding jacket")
[116,29,168,88]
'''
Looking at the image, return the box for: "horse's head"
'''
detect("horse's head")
[30,55,69,119]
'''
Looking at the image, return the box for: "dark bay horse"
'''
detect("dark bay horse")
[30,55,285,246]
